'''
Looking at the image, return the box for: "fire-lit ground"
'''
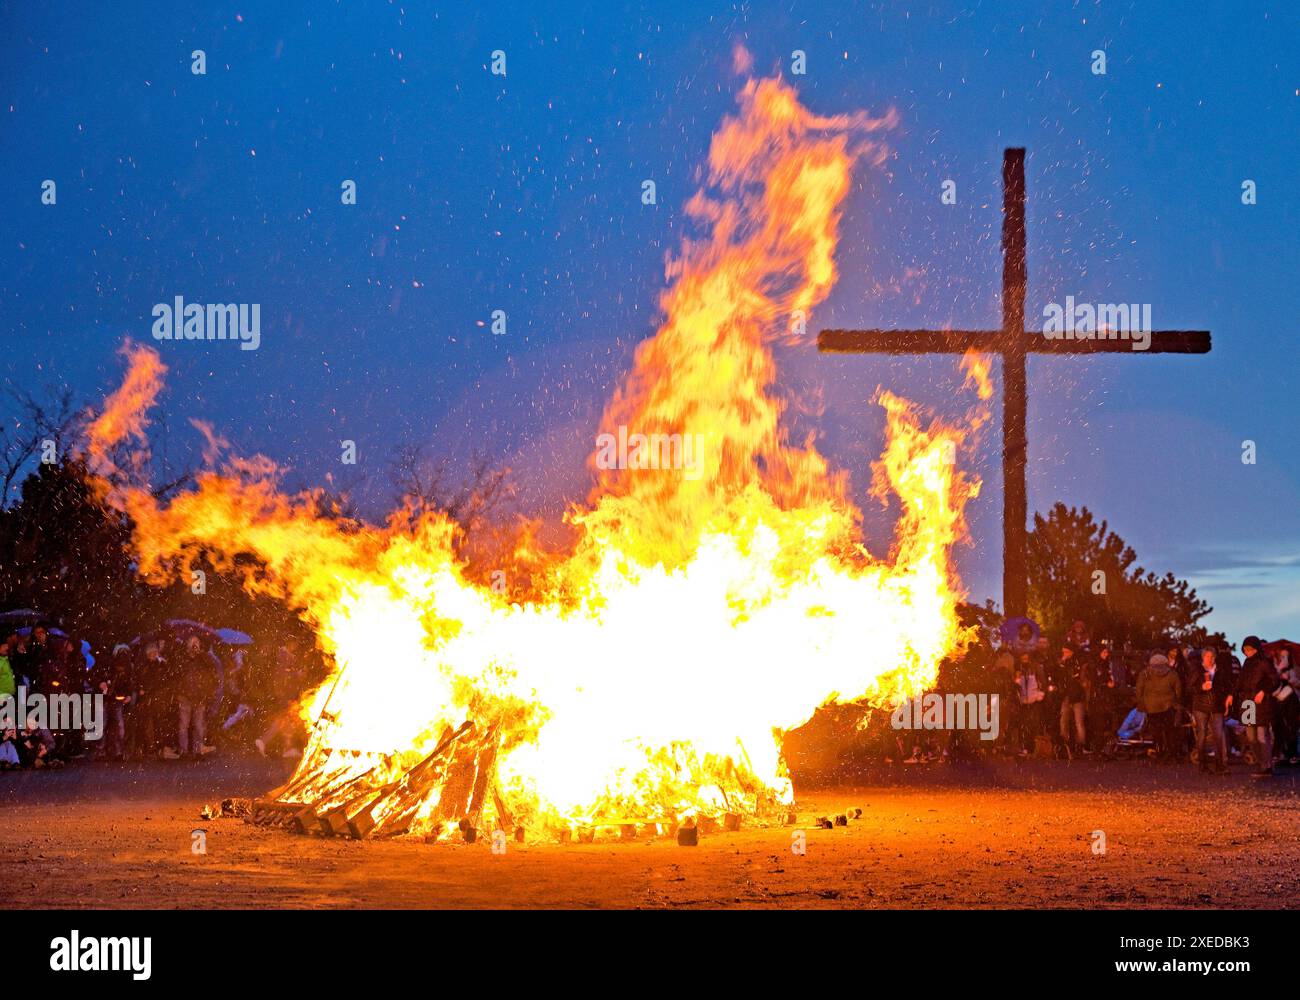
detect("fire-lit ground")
[4,760,1299,909]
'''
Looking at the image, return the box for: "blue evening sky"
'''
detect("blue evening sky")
[2,1,1297,643]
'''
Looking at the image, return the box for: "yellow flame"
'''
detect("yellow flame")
[961,348,994,402]
[86,76,983,830]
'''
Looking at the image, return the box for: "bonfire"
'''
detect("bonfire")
[83,68,987,842]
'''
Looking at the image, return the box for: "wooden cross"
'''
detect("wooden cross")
[819,148,1210,619]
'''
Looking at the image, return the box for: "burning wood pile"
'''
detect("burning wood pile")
[248,722,506,840]
[246,719,796,843]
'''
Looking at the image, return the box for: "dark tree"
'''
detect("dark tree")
[1027,502,1223,649]
[0,457,149,651]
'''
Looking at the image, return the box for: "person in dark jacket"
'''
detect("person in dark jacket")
[1011,648,1048,756]
[172,636,221,759]
[1168,644,1196,713]
[1190,647,1232,773]
[40,637,87,760]
[1086,645,1125,751]
[1266,646,1300,765]
[19,626,52,689]
[128,641,165,759]
[91,644,135,761]
[1234,636,1279,776]
[989,649,1021,757]
[1054,644,1089,754]
[34,634,71,696]
[1137,653,1183,762]
[16,715,57,767]
[1094,644,1122,686]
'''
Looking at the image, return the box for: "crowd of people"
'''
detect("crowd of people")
[0,623,312,769]
[868,619,1300,776]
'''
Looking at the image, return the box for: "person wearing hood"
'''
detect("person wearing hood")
[1137,652,1183,762]
[1233,636,1279,777]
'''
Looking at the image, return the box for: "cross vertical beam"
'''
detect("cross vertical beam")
[1000,149,1028,619]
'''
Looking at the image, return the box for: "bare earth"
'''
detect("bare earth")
[3,757,1299,909]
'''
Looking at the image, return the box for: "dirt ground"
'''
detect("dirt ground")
[3,756,1299,909]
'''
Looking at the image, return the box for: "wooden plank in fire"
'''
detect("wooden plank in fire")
[331,721,479,839]
[423,724,500,833]
[264,746,391,805]
[371,723,492,837]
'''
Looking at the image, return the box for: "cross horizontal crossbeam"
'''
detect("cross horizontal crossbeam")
[818,329,1211,355]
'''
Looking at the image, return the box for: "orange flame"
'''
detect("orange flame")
[85,340,167,481]
[961,348,994,402]
[84,76,983,832]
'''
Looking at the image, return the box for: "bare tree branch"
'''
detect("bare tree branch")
[1,384,85,504]
[391,444,514,530]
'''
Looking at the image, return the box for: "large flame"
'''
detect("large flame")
[86,74,983,833]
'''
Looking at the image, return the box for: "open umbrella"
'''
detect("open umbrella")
[1262,639,1300,661]
[216,628,254,647]
[163,619,221,644]
[999,616,1041,652]
[16,626,94,670]
[0,608,57,630]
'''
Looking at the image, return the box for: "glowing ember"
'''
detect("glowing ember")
[85,72,984,838]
